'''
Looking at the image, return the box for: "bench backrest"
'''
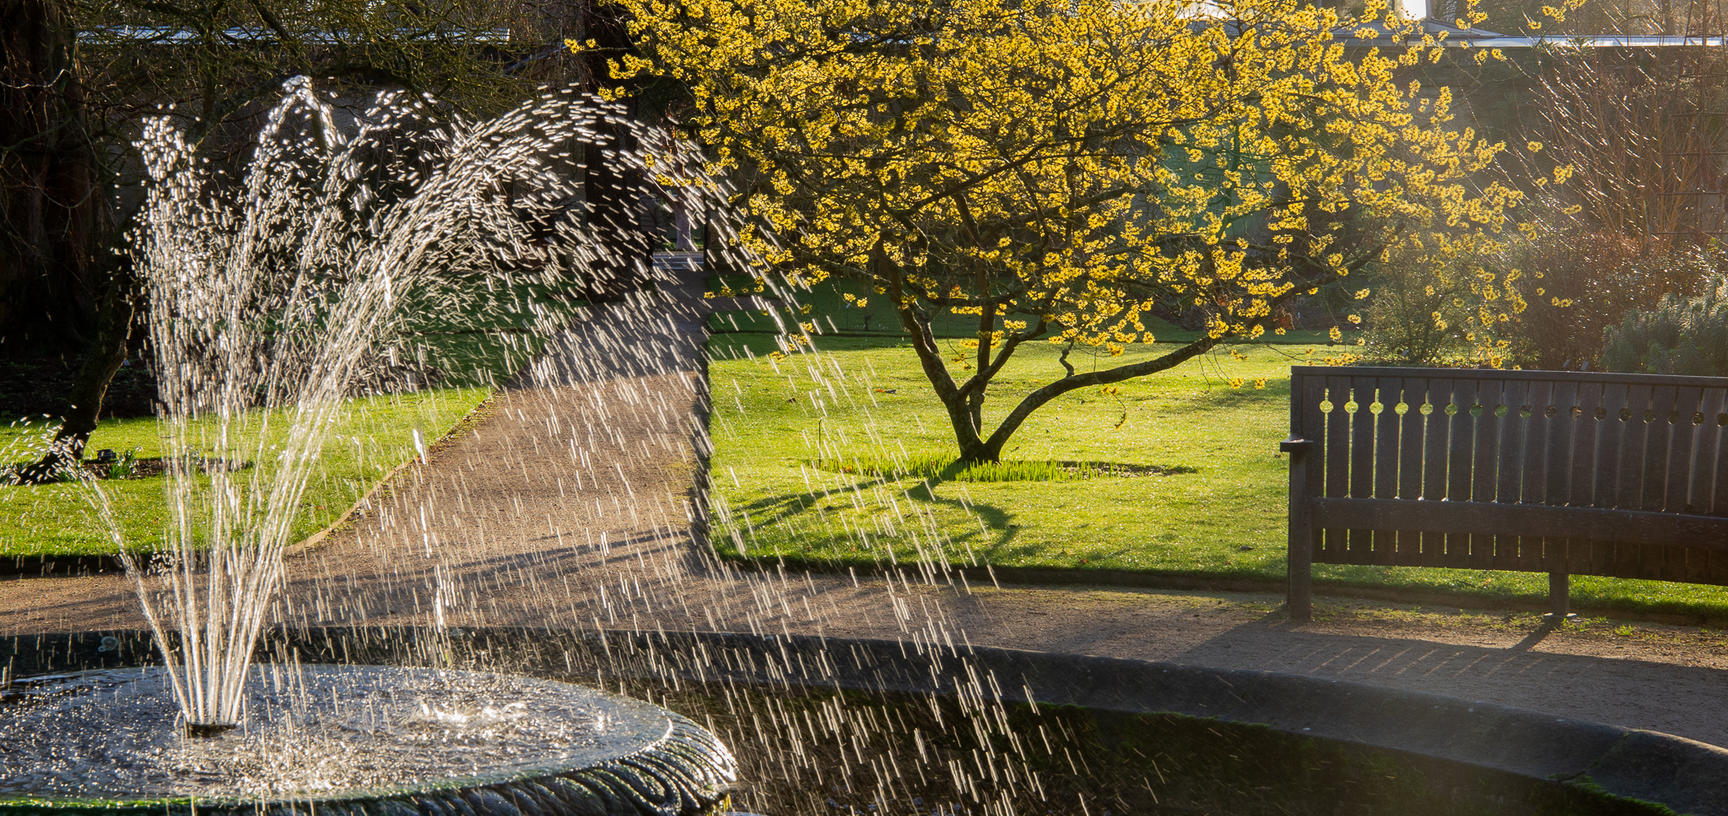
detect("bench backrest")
[1287,366,1728,583]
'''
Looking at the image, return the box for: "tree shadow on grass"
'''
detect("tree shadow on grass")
[906,471,1018,556]
[719,468,1024,563]
[720,453,1222,569]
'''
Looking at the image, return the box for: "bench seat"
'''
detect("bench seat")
[1284,366,1728,620]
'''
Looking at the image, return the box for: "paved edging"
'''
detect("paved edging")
[714,553,1728,624]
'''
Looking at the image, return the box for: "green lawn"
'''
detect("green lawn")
[706,332,1728,619]
[0,271,570,559]
[0,387,489,557]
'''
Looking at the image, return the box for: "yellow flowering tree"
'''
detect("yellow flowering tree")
[608,0,1524,463]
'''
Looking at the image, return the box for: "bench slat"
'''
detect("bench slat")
[1349,380,1377,562]
[1666,386,1703,513]
[1470,379,1502,568]
[1395,379,1428,561]
[1496,380,1528,503]
[1501,380,1542,570]
[1422,379,1453,563]
[1642,385,1677,512]
[1446,379,1478,562]
[1575,382,1610,576]
[1712,394,1728,514]
[1371,379,1402,564]
[1698,388,1727,514]
[1543,380,1580,573]
[1644,386,1681,578]
[1540,380,1576,508]
[1322,376,1352,560]
[1522,380,1552,507]
[1594,382,1629,509]
[1570,381,1603,508]
[1311,498,1728,548]
[1611,384,1651,576]
[1617,383,1652,510]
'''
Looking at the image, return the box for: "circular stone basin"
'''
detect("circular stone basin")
[0,665,734,815]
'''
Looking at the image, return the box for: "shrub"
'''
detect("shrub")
[1600,275,1728,376]
[1361,279,1463,366]
[1359,244,1476,366]
[1508,232,1714,370]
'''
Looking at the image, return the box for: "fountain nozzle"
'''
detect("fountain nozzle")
[184,722,238,738]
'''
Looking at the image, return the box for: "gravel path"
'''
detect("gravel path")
[5,267,1728,749]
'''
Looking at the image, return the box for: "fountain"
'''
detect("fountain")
[4,73,1727,816]
[0,78,737,813]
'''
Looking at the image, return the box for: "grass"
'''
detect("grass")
[0,278,560,559]
[706,331,1728,620]
[0,388,489,557]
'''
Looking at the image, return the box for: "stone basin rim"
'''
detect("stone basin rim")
[0,663,735,813]
[12,626,1727,815]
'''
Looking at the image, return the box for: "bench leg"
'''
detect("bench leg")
[1545,571,1572,620]
[1287,515,1313,623]
[1285,439,1314,623]
[1288,554,1312,622]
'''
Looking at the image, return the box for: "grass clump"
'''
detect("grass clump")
[806,454,1195,483]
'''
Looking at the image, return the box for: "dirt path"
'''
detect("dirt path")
[5,269,1728,749]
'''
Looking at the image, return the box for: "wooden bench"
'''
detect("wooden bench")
[1282,366,1728,621]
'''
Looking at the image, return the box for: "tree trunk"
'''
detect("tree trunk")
[17,259,136,482]
[577,0,657,301]
[941,390,998,465]
[954,440,1002,465]
[0,0,109,358]
[13,255,135,483]
[2,0,131,484]
[581,132,656,299]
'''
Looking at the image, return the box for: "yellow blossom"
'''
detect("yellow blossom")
[618,0,1521,456]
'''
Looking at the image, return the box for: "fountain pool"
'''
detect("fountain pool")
[5,628,1718,815]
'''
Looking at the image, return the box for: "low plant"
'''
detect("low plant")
[106,448,140,480]
[1359,237,1523,368]
[1601,274,1728,376]
[807,455,1195,483]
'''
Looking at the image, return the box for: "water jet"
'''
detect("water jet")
[3,78,743,814]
